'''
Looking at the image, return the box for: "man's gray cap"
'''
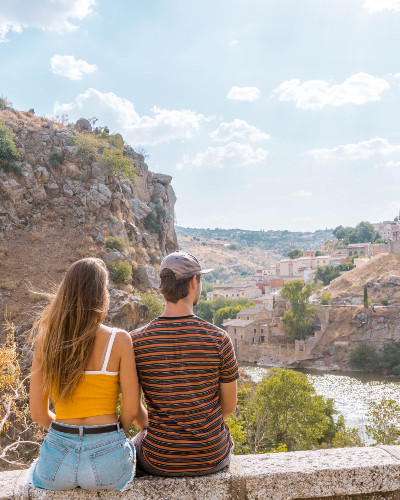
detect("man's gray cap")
[160,251,213,280]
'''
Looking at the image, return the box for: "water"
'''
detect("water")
[241,364,400,441]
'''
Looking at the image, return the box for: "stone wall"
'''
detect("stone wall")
[3,446,400,499]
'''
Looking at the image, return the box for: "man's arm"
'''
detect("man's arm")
[219,380,237,420]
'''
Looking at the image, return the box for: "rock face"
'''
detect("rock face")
[0,108,178,336]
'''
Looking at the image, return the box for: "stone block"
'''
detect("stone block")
[236,447,400,500]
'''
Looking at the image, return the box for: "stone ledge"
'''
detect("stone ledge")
[2,446,400,500]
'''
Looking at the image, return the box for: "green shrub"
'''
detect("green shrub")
[100,147,136,183]
[48,151,64,167]
[105,236,126,253]
[320,291,332,305]
[333,428,364,448]
[0,120,20,171]
[380,341,400,375]
[71,132,99,161]
[381,298,389,306]
[143,201,166,234]
[349,344,379,371]
[138,293,164,321]
[112,261,132,284]
[0,97,8,110]
[107,133,124,150]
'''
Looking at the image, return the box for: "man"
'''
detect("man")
[130,251,238,477]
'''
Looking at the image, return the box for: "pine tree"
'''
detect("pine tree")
[364,284,369,308]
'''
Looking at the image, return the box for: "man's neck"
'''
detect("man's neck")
[161,298,194,317]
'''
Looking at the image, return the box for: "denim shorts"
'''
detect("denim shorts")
[29,423,135,491]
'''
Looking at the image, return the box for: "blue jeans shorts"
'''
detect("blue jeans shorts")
[29,422,135,491]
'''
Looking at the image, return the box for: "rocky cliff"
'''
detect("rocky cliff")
[0,106,178,346]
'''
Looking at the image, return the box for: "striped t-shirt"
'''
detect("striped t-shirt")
[131,315,239,475]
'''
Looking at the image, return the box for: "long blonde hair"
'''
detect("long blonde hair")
[33,258,109,401]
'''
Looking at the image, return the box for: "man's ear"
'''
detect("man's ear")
[190,275,198,290]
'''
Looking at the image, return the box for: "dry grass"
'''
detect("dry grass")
[0,280,20,291]
[55,264,68,273]
[29,232,42,242]
[83,223,92,231]
[82,236,94,245]
[5,304,21,319]
[28,291,51,304]
[1,260,13,271]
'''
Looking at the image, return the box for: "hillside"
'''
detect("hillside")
[320,253,400,305]
[0,106,177,343]
[177,234,280,281]
[176,226,334,257]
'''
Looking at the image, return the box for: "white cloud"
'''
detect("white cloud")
[53,88,211,145]
[247,184,253,189]
[383,160,400,167]
[307,137,400,160]
[273,73,389,110]
[176,142,268,169]
[297,190,312,197]
[363,0,400,13]
[227,86,260,101]
[0,0,95,42]
[228,40,239,47]
[394,73,400,79]
[51,55,97,80]
[209,119,270,143]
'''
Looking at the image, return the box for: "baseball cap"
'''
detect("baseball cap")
[160,251,213,280]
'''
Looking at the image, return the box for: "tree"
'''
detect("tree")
[228,369,344,454]
[314,266,341,286]
[287,248,303,259]
[281,281,316,341]
[349,344,379,371]
[363,284,369,308]
[320,291,332,305]
[213,305,246,328]
[333,428,364,448]
[100,147,137,183]
[315,250,323,256]
[366,398,400,445]
[333,222,380,245]
[194,297,254,325]
[0,120,20,171]
[380,341,400,375]
[272,295,276,309]
[194,299,214,322]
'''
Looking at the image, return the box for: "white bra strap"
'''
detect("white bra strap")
[101,328,117,372]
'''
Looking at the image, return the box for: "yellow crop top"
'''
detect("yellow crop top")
[53,329,120,419]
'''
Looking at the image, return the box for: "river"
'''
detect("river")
[241,364,400,443]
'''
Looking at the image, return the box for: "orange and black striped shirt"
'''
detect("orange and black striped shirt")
[131,315,239,475]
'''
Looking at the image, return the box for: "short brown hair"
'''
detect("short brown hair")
[160,269,200,304]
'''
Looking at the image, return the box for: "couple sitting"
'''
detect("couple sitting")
[29,252,238,491]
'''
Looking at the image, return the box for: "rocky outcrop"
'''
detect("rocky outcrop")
[0,108,177,336]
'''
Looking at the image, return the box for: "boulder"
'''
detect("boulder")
[135,264,159,289]
[152,172,172,185]
[75,118,92,133]
[130,197,152,220]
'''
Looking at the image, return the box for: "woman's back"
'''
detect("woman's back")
[53,326,121,425]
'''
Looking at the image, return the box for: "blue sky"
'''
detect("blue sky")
[1,0,400,231]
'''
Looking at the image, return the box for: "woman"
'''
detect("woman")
[29,257,148,491]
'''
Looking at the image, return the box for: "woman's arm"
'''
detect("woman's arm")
[118,331,148,431]
[29,342,55,430]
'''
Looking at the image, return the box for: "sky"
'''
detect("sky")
[1,0,400,232]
